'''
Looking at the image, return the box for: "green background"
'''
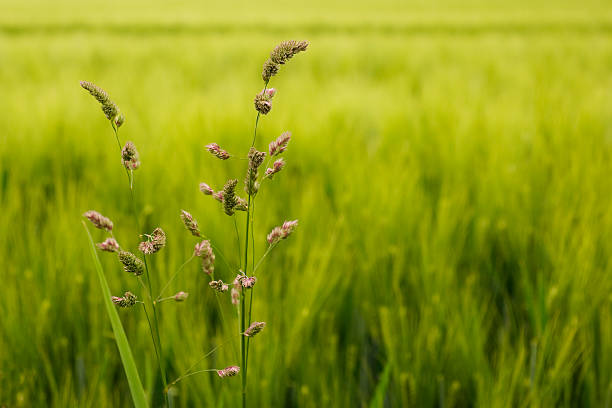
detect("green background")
[1,0,611,406]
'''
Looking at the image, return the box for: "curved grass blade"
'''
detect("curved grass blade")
[83,221,149,408]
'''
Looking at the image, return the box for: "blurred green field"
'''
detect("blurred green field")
[1,0,612,406]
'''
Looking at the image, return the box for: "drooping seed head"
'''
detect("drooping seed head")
[269,131,291,156]
[194,240,215,275]
[97,237,120,252]
[199,182,214,195]
[118,251,145,276]
[174,291,189,301]
[217,366,240,378]
[180,210,200,237]
[244,321,266,337]
[83,210,113,232]
[206,143,230,160]
[112,291,138,308]
[269,40,309,65]
[267,219,299,245]
[222,179,238,216]
[264,158,285,179]
[80,80,124,127]
[121,141,140,170]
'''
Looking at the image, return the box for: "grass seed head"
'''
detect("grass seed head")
[262,59,279,82]
[118,251,145,276]
[209,280,229,292]
[254,89,276,115]
[84,210,113,231]
[235,196,248,211]
[97,237,120,252]
[121,141,140,170]
[206,143,230,160]
[264,158,285,179]
[180,210,201,237]
[174,291,189,301]
[222,179,238,216]
[269,40,309,65]
[139,227,166,254]
[267,219,299,244]
[217,366,240,378]
[199,182,214,195]
[112,291,138,308]
[80,80,124,127]
[245,147,266,196]
[194,240,215,275]
[268,131,291,156]
[244,321,266,337]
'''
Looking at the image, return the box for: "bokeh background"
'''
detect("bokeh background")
[1,0,612,406]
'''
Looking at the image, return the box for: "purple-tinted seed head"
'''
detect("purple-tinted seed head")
[206,143,230,160]
[267,219,298,244]
[244,321,266,337]
[84,210,113,231]
[121,141,140,170]
[268,131,291,156]
[97,237,120,252]
[194,240,215,275]
[180,210,200,237]
[174,291,189,301]
[200,182,214,195]
[265,158,285,179]
[217,366,240,378]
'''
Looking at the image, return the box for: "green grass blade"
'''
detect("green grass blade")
[83,222,149,408]
[369,361,393,408]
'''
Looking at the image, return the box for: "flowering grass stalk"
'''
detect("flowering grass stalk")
[80,82,176,407]
[182,40,308,407]
[80,39,308,407]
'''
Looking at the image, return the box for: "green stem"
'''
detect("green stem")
[156,255,195,301]
[242,79,268,408]
[234,217,242,270]
[113,125,169,407]
[252,244,277,275]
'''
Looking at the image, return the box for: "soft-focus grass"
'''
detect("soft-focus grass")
[1,0,612,406]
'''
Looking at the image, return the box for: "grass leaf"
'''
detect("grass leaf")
[83,221,149,408]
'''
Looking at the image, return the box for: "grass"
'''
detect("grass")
[1,0,611,406]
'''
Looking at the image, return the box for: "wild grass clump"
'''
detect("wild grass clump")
[80,40,309,407]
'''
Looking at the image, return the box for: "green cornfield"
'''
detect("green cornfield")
[1,0,611,406]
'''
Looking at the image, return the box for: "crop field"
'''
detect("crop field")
[1,0,611,406]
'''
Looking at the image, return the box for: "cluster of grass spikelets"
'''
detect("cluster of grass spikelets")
[179,39,308,407]
[80,40,308,407]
